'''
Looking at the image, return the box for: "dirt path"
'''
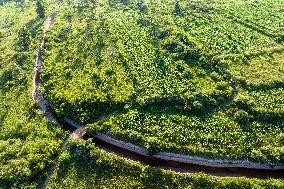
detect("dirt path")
[31,9,88,188]
[32,12,58,106]
[40,126,86,189]
[88,133,284,179]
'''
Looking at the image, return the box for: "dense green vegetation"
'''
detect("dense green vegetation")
[0,1,64,188]
[1,0,284,187]
[40,0,284,163]
[42,0,284,163]
[47,139,284,189]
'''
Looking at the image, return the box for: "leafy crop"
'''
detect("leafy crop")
[41,0,284,162]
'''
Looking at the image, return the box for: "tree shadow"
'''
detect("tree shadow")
[185,1,283,44]
[240,81,284,92]
[233,81,284,131]
[24,17,44,38]
[52,83,237,125]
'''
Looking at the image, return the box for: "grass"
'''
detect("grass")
[0,1,64,188]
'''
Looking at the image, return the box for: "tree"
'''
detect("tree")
[174,1,184,16]
[137,0,147,13]
[36,0,45,18]
[17,27,31,51]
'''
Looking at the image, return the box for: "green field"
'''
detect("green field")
[41,0,284,163]
[1,0,284,188]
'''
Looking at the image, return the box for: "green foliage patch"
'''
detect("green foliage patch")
[0,1,64,188]
[42,0,284,163]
